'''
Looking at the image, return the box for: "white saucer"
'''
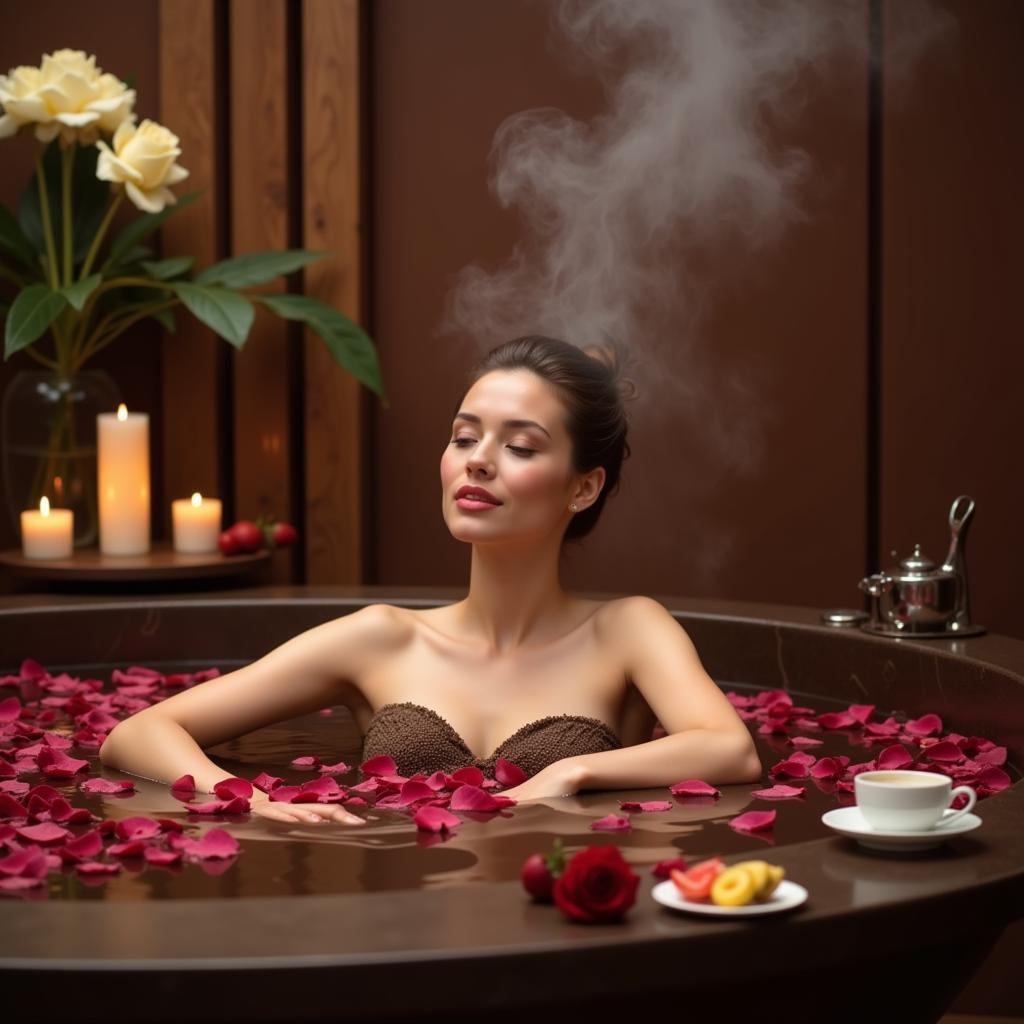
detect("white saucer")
[821,805,982,852]
[652,878,808,917]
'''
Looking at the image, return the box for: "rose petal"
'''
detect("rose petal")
[590,813,631,831]
[449,784,505,812]
[180,827,240,859]
[669,779,721,797]
[877,744,914,770]
[115,817,163,840]
[494,758,527,787]
[79,778,135,795]
[450,765,486,788]
[752,784,805,799]
[905,713,943,737]
[214,777,254,800]
[729,809,777,832]
[413,805,461,832]
[618,800,673,812]
[360,755,397,777]
[15,822,71,844]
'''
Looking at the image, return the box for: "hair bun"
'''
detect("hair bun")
[582,342,638,402]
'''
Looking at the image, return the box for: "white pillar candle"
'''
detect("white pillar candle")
[172,492,222,554]
[98,404,151,556]
[20,497,73,559]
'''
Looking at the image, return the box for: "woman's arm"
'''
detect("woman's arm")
[572,596,762,790]
[499,597,762,802]
[98,603,407,794]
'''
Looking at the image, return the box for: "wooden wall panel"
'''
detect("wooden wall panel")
[159,0,221,531]
[302,0,367,584]
[881,0,1024,639]
[229,0,293,581]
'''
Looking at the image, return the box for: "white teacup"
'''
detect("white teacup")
[854,770,977,831]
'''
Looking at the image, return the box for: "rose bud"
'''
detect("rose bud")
[228,520,263,554]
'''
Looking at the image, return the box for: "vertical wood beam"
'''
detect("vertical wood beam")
[302,0,368,583]
[230,0,293,580]
[159,0,221,534]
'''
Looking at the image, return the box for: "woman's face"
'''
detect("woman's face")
[440,369,585,546]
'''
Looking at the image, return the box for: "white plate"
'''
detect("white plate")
[821,805,982,852]
[652,877,808,917]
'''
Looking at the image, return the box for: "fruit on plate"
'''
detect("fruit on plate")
[709,860,786,907]
[669,856,725,901]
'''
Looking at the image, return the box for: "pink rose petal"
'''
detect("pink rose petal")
[115,817,163,841]
[619,800,673,812]
[590,813,631,831]
[15,822,71,844]
[450,765,486,788]
[144,847,182,866]
[79,778,135,795]
[905,713,942,737]
[449,784,505,812]
[494,758,527,787]
[669,779,720,797]
[0,697,22,723]
[290,756,319,768]
[729,809,777,832]
[318,760,350,775]
[413,805,461,832]
[360,755,397,777]
[877,744,914,770]
[75,860,122,875]
[752,784,805,799]
[180,827,240,860]
[214,777,254,800]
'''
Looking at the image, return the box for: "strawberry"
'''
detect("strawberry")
[271,521,298,548]
[521,836,567,903]
[218,530,240,556]
[227,520,264,554]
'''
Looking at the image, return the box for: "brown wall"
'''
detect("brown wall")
[370,0,1023,639]
[0,1,1021,640]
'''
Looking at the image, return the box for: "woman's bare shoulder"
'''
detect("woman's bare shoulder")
[591,595,682,638]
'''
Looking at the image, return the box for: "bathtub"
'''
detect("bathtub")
[2,586,1022,1024]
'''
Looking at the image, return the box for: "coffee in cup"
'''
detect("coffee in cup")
[854,770,977,831]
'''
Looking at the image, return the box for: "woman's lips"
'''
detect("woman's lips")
[455,496,502,511]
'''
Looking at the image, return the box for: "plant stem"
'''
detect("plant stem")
[61,144,75,286]
[24,347,59,370]
[73,298,179,371]
[79,190,123,281]
[34,150,60,290]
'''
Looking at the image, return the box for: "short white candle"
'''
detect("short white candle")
[172,492,222,554]
[21,497,73,559]
[98,404,151,556]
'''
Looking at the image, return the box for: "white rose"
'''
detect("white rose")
[95,118,189,213]
[0,49,135,144]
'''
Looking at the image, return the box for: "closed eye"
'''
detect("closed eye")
[450,438,536,457]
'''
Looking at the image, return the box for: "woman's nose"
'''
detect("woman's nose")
[466,443,494,475]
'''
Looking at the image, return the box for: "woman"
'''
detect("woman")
[99,336,762,825]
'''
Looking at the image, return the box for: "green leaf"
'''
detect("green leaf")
[255,293,385,400]
[195,249,328,289]
[0,204,40,272]
[62,273,102,312]
[141,256,194,280]
[104,190,201,271]
[151,307,176,333]
[4,284,67,359]
[173,282,254,349]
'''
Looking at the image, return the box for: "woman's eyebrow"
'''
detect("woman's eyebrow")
[453,412,551,439]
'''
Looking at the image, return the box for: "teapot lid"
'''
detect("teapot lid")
[898,543,936,574]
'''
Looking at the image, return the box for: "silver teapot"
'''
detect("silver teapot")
[858,496,985,638]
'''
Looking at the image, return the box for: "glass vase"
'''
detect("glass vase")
[2,370,121,548]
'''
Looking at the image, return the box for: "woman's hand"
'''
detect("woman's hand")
[499,758,587,803]
[248,795,367,826]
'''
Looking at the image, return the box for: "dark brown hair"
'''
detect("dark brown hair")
[457,335,634,543]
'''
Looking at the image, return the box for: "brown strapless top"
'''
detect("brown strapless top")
[361,701,622,778]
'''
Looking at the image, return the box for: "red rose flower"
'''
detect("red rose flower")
[552,844,640,923]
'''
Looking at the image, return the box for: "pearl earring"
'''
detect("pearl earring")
[569,503,579,513]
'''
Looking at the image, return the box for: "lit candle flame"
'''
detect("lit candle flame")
[191,492,202,508]
[39,496,50,517]
[117,404,128,421]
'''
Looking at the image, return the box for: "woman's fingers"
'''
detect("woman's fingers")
[250,800,366,825]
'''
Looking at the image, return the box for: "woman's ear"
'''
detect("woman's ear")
[572,466,606,512]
